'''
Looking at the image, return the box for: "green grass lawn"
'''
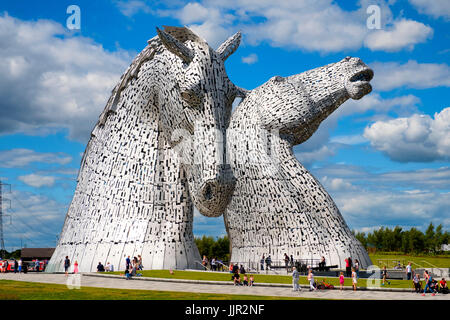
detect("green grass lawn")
[0,280,317,300]
[110,269,415,289]
[369,252,450,269]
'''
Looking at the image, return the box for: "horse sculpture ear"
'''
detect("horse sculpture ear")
[216,31,241,61]
[156,27,194,63]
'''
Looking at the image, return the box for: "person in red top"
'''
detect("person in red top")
[344,258,351,277]
[439,278,448,294]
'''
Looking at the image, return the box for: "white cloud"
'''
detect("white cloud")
[0,149,72,168]
[364,19,433,51]
[336,190,450,229]
[292,92,420,166]
[18,174,56,188]
[176,2,211,24]
[0,14,131,142]
[316,164,450,191]
[409,0,450,20]
[294,145,336,166]
[314,165,450,230]
[330,134,367,145]
[123,0,433,53]
[364,108,450,162]
[321,176,357,191]
[116,0,152,17]
[3,189,67,249]
[241,53,258,64]
[370,60,450,91]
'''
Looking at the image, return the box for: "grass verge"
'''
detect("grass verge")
[369,252,450,269]
[109,269,415,289]
[0,279,319,300]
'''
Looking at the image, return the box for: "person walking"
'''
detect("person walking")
[284,253,290,273]
[345,257,351,277]
[260,255,265,271]
[14,259,18,274]
[266,255,272,270]
[382,266,390,285]
[73,260,79,274]
[18,259,22,273]
[319,256,326,271]
[339,271,345,291]
[406,262,412,280]
[307,269,316,291]
[354,259,360,278]
[292,267,300,291]
[422,270,434,296]
[35,259,40,272]
[126,256,131,270]
[413,273,421,293]
[138,255,143,270]
[351,267,357,291]
[64,256,71,276]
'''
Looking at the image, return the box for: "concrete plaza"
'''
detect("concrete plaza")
[1,273,449,300]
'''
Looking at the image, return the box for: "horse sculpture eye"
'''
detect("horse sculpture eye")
[181,90,202,109]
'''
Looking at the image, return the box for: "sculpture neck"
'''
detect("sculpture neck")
[301,66,350,121]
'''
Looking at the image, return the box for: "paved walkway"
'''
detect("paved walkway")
[1,273,448,300]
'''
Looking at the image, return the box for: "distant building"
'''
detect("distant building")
[21,248,55,262]
[442,244,450,252]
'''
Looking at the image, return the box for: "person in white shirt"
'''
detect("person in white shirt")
[352,268,357,291]
[406,262,412,280]
[292,267,300,291]
[307,269,316,291]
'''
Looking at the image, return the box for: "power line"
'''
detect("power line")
[8,192,61,235]
[7,207,54,238]
[0,180,11,258]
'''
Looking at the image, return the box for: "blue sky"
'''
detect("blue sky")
[0,0,449,250]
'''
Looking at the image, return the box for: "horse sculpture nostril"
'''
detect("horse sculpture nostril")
[203,183,213,201]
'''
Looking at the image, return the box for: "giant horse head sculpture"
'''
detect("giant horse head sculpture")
[225,56,374,269]
[151,26,241,217]
[48,27,243,272]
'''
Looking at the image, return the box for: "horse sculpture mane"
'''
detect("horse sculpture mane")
[47,26,239,273]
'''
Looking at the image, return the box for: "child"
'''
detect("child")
[339,272,345,291]
[307,269,316,291]
[73,260,79,274]
[243,274,248,286]
[381,266,390,285]
[351,268,357,291]
[249,275,254,287]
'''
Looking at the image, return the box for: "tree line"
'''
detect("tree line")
[194,235,230,262]
[353,223,449,254]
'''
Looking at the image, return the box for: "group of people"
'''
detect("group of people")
[413,269,448,295]
[62,256,115,275]
[124,255,143,280]
[344,257,360,278]
[1,258,24,273]
[260,254,274,270]
[292,267,359,292]
[229,263,255,286]
[1,258,45,273]
[202,256,225,271]
[64,256,83,275]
